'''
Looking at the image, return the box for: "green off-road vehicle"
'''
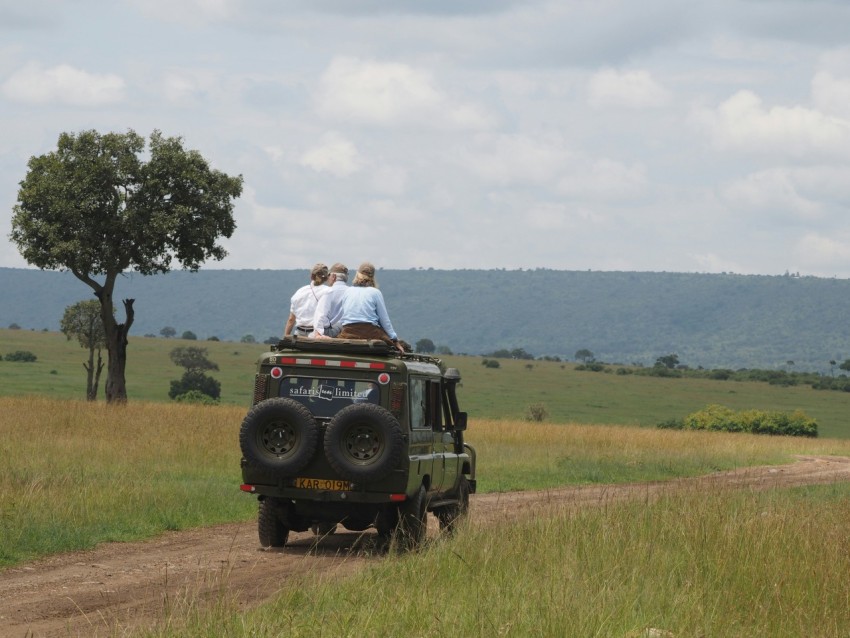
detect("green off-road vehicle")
[239,336,476,549]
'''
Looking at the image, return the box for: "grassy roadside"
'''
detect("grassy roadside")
[144,484,850,637]
[3,397,850,567]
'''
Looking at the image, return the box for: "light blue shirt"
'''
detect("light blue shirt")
[341,286,398,340]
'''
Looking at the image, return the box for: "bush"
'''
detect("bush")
[172,390,219,405]
[181,330,197,340]
[4,350,37,362]
[657,418,684,430]
[575,362,606,372]
[481,358,501,369]
[169,371,221,400]
[525,403,549,422]
[681,404,817,437]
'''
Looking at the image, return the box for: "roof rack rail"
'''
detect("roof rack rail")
[272,336,395,356]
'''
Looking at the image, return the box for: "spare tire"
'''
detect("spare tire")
[323,403,405,482]
[240,398,319,474]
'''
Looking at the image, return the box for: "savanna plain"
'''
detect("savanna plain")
[2,329,850,637]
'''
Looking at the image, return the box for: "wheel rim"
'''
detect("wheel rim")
[261,419,298,456]
[343,423,384,463]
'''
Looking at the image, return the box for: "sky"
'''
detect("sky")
[2,0,850,277]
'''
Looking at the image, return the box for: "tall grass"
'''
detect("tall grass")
[473,418,850,492]
[143,483,850,637]
[3,398,850,568]
[0,397,254,565]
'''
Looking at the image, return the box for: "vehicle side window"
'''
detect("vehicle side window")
[409,377,428,430]
[427,380,443,431]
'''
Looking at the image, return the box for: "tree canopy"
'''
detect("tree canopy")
[9,129,243,402]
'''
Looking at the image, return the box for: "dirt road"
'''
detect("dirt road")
[2,455,849,637]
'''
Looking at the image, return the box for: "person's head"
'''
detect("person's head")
[310,263,329,286]
[329,262,348,284]
[352,262,377,287]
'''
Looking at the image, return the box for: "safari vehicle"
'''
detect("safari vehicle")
[239,336,476,549]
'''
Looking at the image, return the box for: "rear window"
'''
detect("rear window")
[279,376,379,418]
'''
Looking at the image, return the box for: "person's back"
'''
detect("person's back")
[337,262,403,352]
[312,263,348,337]
[284,263,329,337]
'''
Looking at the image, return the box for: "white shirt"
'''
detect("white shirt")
[289,284,327,328]
[312,280,348,336]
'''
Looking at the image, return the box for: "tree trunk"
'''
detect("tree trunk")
[93,349,104,401]
[73,270,134,404]
[104,299,134,403]
[84,348,104,401]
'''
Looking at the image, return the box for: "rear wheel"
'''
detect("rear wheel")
[258,498,290,548]
[436,476,470,534]
[397,485,427,551]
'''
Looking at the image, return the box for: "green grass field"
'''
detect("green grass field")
[143,484,850,637]
[2,328,849,438]
[2,343,850,636]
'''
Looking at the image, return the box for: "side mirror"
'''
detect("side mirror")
[454,411,468,432]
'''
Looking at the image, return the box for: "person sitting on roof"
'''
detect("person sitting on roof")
[283,263,329,338]
[310,262,348,338]
[337,262,404,353]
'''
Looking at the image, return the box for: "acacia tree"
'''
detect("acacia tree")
[10,129,243,402]
[60,299,108,401]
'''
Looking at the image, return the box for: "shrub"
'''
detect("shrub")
[525,403,549,422]
[682,404,817,437]
[575,362,606,372]
[172,390,219,405]
[657,418,684,430]
[4,350,37,362]
[481,358,500,369]
[181,330,197,340]
[169,371,221,400]
[709,369,732,380]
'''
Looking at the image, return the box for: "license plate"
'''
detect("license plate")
[294,477,351,491]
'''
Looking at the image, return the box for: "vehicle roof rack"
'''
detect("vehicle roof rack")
[272,336,395,356]
[270,336,445,366]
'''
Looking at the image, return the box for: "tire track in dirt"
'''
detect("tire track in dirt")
[1,455,848,637]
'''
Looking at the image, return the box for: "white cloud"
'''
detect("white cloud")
[455,133,572,185]
[811,71,850,119]
[719,168,821,219]
[161,69,221,106]
[127,0,236,24]
[315,56,494,129]
[694,89,850,159]
[556,159,648,201]
[1,62,125,106]
[793,232,850,274]
[587,68,670,108]
[299,131,364,177]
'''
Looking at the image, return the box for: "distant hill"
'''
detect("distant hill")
[1,267,848,371]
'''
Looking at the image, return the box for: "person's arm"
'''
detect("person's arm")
[284,311,296,336]
[373,290,398,340]
[311,294,329,337]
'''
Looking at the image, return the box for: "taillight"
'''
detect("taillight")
[240,484,256,493]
